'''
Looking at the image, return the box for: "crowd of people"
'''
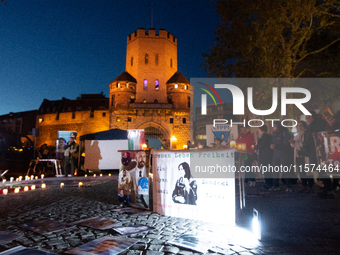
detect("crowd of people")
[249,110,340,198]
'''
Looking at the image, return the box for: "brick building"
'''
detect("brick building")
[36,94,109,147]
[0,110,37,138]
[109,28,190,148]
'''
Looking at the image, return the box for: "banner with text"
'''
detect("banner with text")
[153,149,235,225]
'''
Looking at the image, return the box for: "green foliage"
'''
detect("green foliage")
[203,0,340,117]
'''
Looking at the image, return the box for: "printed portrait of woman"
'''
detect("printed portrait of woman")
[172,162,197,205]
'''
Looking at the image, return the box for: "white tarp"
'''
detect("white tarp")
[84,140,128,170]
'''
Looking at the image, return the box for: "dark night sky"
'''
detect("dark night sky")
[0,0,220,116]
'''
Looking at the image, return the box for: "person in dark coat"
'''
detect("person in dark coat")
[255,125,273,189]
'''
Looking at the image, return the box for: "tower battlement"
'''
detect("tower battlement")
[127,28,177,45]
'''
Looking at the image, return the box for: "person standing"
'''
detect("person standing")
[236,125,255,186]
[255,125,273,189]
[63,133,79,177]
[270,121,294,192]
[289,121,309,192]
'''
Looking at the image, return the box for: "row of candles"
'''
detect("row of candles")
[2,183,44,195]
[2,173,112,183]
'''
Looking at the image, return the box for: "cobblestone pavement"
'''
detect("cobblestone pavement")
[0,176,340,254]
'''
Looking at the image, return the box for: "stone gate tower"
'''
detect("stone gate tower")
[109,28,190,148]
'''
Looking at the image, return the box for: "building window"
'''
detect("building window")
[116,117,121,122]
[72,112,75,119]
[90,110,94,118]
[183,118,186,124]
[155,79,159,90]
[111,95,115,106]
[130,95,135,103]
[117,82,120,88]
[167,95,172,104]
[184,85,188,90]
[102,112,106,117]
[128,117,132,122]
[126,82,129,88]
[187,96,190,108]
[154,99,158,103]
[145,54,149,64]
[143,99,147,103]
[131,57,133,66]
[170,118,173,124]
[39,118,43,123]
[144,79,148,90]
[174,84,178,89]
[155,54,159,65]
[170,58,172,67]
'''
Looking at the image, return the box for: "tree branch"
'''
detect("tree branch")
[321,11,340,18]
[297,37,340,63]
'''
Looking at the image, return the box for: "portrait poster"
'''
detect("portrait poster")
[65,235,139,255]
[314,130,340,176]
[206,124,238,148]
[113,224,155,235]
[19,219,74,235]
[70,217,120,230]
[118,150,150,209]
[0,246,56,255]
[56,131,77,160]
[0,231,21,245]
[168,230,213,253]
[153,149,236,225]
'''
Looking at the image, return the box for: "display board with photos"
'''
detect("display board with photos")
[118,150,151,209]
[56,130,77,160]
[153,148,236,225]
[314,130,340,176]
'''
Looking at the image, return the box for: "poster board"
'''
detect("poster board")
[206,124,238,148]
[153,148,236,225]
[56,131,77,160]
[118,150,151,209]
[314,130,340,176]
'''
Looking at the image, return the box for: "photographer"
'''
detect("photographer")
[63,133,79,177]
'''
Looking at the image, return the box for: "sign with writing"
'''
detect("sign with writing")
[153,149,236,225]
[206,124,238,148]
[314,130,340,176]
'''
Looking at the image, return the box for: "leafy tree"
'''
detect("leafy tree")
[203,0,340,117]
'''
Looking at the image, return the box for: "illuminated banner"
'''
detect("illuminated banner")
[118,150,150,210]
[314,130,340,176]
[153,149,235,225]
[127,129,145,150]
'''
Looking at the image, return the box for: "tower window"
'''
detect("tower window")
[126,82,129,88]
[187,96,190,108]
[183,118,186,124]
[128,117,132,122]
[184,85,188,90]
[116,117,121,122]
[155,54,159,65]
[144,79,148,90]
[102,112,106,117]
[117,82,120,88]
[170,118,173,124]
[155,79,159,90]
[131,57,133,66]
[170,58,172,67]
[145,54,149,64]
[111,95,115,107]
[130,95,135,103]
[143,99,147,103]
[174,84,178,89]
